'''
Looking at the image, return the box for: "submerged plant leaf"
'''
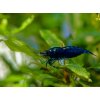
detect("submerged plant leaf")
[11,15,34,34]
[4,38,37,57]
[40,30,64,47]
[66,63,91,81]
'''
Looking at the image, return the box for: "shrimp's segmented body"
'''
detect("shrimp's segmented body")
[40,46,95,67]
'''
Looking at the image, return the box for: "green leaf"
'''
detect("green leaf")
[0,35,7,42]
[40,30,64,47]
[66,63,91,81]
[11,15,34,34]
[88,63,100,70]
[0,18,9,35]
[5,75,25,82]
[4,38,36,57]
[0,18,8,29]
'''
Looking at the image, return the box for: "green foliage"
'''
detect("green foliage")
[66,62,91,81]
[0,13,100,87]
[40,30,64,47]
[11,15,34,34]
[5,38,35,56]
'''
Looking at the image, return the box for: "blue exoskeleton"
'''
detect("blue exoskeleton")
[40,46,96,67]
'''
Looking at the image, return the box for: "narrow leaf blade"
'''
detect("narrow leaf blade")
[66,63,91,81]
[40,30,64,47]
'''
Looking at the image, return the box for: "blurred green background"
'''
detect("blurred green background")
[0,13,100,87]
